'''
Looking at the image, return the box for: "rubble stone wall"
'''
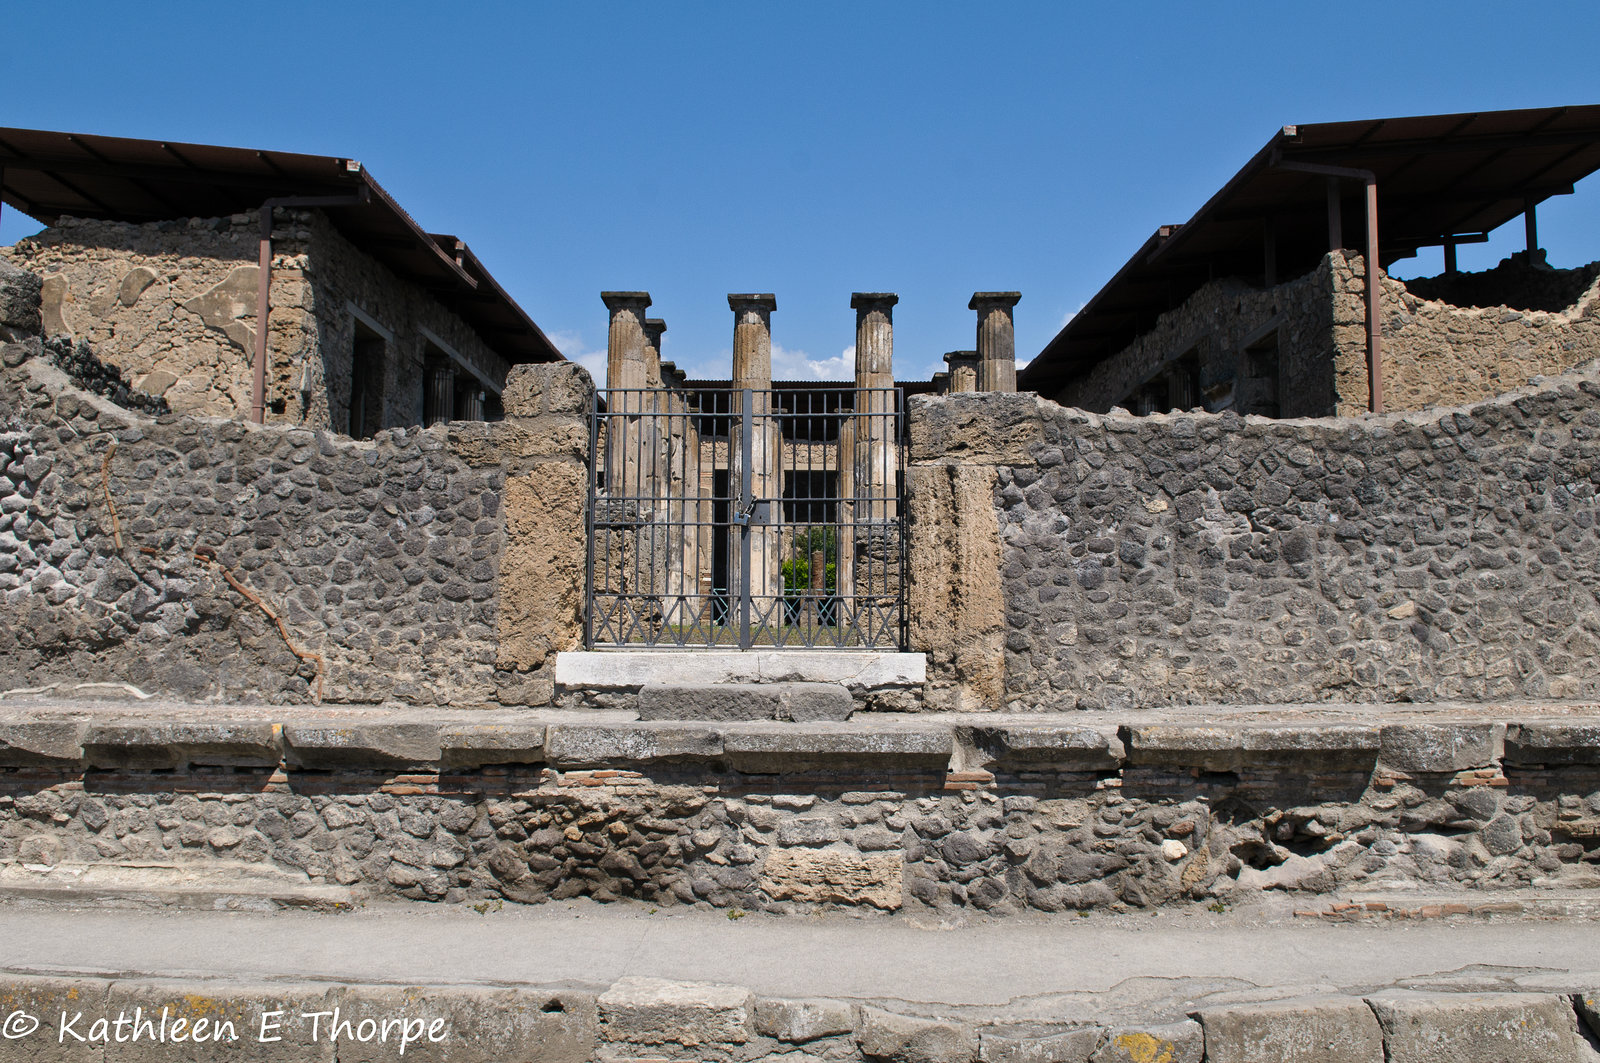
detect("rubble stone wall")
[1,210,512,432]
[1371,258,1600,417]
[1,711,1595,916]
[2,214,269,419]
[911,364,1600,712]
[0,324,591,705]
[1053,254,1347,419]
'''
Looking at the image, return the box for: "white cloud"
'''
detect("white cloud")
[548,329,608,384]
[772,342,853,381]
[1059,301,1087,330]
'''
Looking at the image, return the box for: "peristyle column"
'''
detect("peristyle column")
[971,291,1021,393]
[728,294,782,619]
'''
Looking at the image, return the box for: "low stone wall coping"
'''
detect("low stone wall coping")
[4,702,1598,775]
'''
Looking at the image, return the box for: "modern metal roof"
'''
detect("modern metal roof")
[1020,104,1600,396]
[0,127,562,363]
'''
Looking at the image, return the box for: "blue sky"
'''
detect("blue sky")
[4,2,1599,384]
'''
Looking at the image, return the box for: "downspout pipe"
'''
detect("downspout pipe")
[1272,155,1384,414]
[251,190,369,424]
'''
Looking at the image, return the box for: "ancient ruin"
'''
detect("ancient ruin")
[4,105,1600,1062]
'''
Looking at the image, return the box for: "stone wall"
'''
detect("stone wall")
[1053,254,1346,419]
[912,365,1600,712]
[0,312,592,705]
[1370,256,1600,417]
[2,707,1596,917]
[1,210,513,432]
[3,215,266,418]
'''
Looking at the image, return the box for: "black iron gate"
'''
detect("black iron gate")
[585,385,906,649]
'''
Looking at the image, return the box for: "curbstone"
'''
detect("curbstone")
[1090,1020,1203,1063]
[81,721,280,769]
[1378,723,1497,772]
[336,984,596,1063]
[1196,995,1384,1063]
[437,723,548,768]
[0,720,86,766]
[1367,990,1595,1063]
[754,997,856,1042]
[597,976,753,1046]
[1122,724,1379,772]
[283,724,442,768]
[979,1022,1104,1062]
[858,1005,979,1063]
[545,724,723,764]
[1503,722,1600,766]
[1574,990,1600,1039]
[968,725,1124,770]
[104,980,339,1063]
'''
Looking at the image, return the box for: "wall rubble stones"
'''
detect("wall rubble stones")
[936,363,1600,711]
[0,341,590,705]
[3,709,1596,915]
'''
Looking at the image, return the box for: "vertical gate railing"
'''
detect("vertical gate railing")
[585,385,906,650]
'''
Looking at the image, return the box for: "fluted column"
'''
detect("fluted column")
[944,350,980,394]
[971,291,1021,393]
[852,293,897,522]
[728,294,781,616]
[601,291,651,502]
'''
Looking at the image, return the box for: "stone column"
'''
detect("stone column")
[424,363,454,427]
[971,292,1021,393]
[728,294,782,619]
[944,350,980,394]
[601,292,652,503]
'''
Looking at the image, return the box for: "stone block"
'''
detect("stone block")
[1197,995,1384,1063]
[761,848,903,910]
[1379,723,1497,772]
[283,724,442,768]
[754,997,856,1042]
[502,361,595,419]
[438,723,548,768]
[544,723,722,764]
[81,721,280,769]
[555,650,926,689]
[980,1022,1104,1062]
[0,720,85,766]
[968,724,1124,770]
[104,980,339,1063]
[1368,991,1593,1063]
[722,723,952,772]
[907,391,1047,465]
[1123,725,1379,772]
[0,976,110,1062]
[1575,990,1600,1039]
[337,984,596,1063]
[597,976,752,1046]
[636,682,853,722]
[1503,721,1600,766]
[1090,1021,1203,1063]
[858,1005,979,1063]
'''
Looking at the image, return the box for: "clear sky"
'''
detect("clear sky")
[4,1,1599,384]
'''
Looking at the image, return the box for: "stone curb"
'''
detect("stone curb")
[0,974,1593,1063]
[3,711,1599,776]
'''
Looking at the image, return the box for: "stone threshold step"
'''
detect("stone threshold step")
[554,650,927,689]
[0,861,354,912]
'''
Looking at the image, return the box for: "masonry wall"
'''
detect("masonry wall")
[1367,256,1600,417]
[1053,254,1346,418]
[1,210,514,432]
[910,368,1600,712]
[0,314,591,705]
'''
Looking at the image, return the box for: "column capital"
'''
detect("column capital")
[727,293,777,312]
[943,349,979,367]
[850,292,899,311]
[601,291,652,313]
[969,291,1021,311]
[643,317,667,343]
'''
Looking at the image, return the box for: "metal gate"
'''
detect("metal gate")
[585,385,906,650]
